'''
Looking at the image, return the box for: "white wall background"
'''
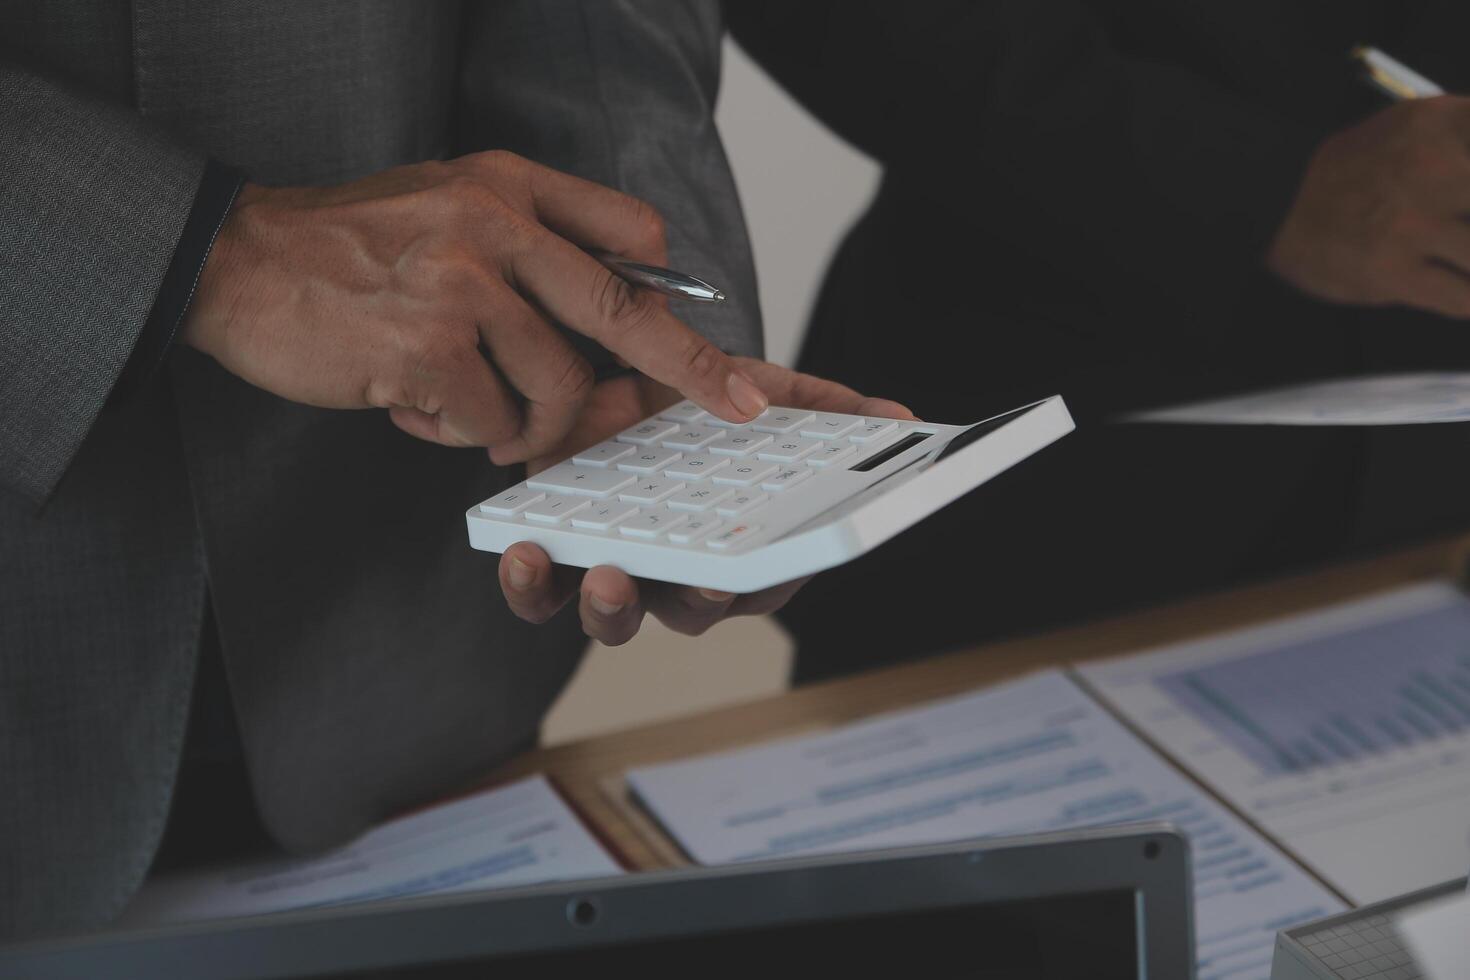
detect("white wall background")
[712,39,881,367]
[542,38,882,744]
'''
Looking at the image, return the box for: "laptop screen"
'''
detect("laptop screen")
[341,888,1139,979]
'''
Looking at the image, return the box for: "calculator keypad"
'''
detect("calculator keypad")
[619,507,687,539]
[712,461,780,487]
[524,494,589,524]
[664,453,730,480]
[708,431,773,456]
[667,484,735,511]
[659,426,724,451]
[800,414,861,439]
[527,463,634,497]
[477,402,915,554]
[756,438,820,463]
[571,501,640,531]
[572,441,635,467]
[750,409,815,434]
[617,447,683,474]
[619,478,684,505]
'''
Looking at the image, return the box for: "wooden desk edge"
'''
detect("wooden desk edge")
[488,534,1470,871]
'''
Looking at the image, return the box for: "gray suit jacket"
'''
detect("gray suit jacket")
[0,0,760,940]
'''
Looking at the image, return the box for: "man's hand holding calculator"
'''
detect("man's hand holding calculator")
[495,359,916,645]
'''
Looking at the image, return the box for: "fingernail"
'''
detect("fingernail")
[698,588,734,603]
[508,558,535,590]
[726,371,768,420]
[588,593,625,616]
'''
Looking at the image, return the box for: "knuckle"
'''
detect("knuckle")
[628,199,668,255]
[681,337,726,383]
[481,149,525,173]
[591,267,654,330]
[549,353,595,404]
[441,174,507,217]
[425,249,490,297]
[402,325,473,390]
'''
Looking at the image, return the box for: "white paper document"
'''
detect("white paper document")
[121,775,622,926]
[1079,583,1470,905]
[1127,372,1470,425]
[628,670,1344,980]
[1397,891,1469,980]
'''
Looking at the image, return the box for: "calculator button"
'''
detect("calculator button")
[762,466,812,491]
[715,491,768,517]
[808,442,857,467]
[800,414,861,439]
[668,517,724,544]
[850,419,900,443]
[619,479,685,505]
[661,426,723,451]
[479,488,544,517]
[617,447,683,474]
[712,462,780,487]
[527,463,635,498]
[571,441,635,468]
[708,430,773,457]
[617,419,679,446]
[658,401,708,424]
[667,484,735,512]
[706,523,762,550]
[619,507,688,539]
[757,438,820,463]
[664,453,730,480]
[524,494,590,524]
[751,409,815,434]
[571,501,641,531]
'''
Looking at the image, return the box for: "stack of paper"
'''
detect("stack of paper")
[121,776,621,926]
[629,671,1345,980]
[1126,372,1470,425]
[1078,582,1470,904]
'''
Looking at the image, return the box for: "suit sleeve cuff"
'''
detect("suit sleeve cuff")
[113,159,245,397]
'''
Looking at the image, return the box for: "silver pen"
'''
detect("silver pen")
[589,249,726,303]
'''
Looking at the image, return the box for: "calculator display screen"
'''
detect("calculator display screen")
[848,432,932,472]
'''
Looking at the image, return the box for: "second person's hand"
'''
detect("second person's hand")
[1268,96,1470,319]
[182,150,770,460]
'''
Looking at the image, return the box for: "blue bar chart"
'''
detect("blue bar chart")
[1156,604,1470,776]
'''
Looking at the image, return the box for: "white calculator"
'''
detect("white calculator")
[466,395,1073,593]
